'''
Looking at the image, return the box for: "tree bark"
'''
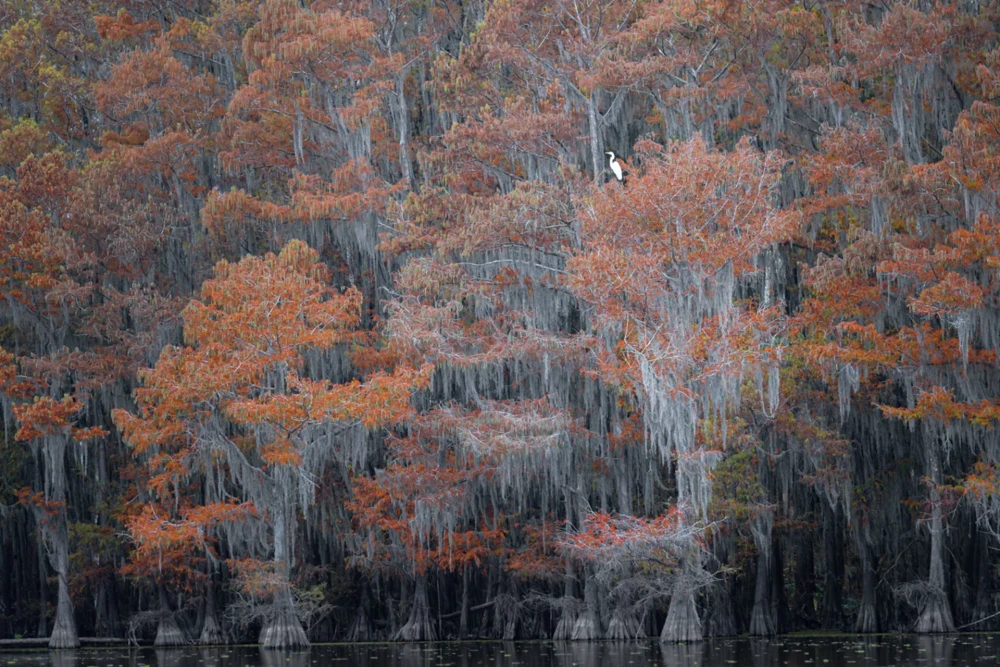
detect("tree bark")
[749,546,776,636]
[606,604,645,640]
[820,503,844,630]
[915,448,955,633]
[552,560,577,640]
[587,92,603,184]
[660,565,702,642]
[459,566,470,638]
[36,526,47,639]
[45,436,78,649]
[198,580,224,645]
[259,507,309,649]
[346,587,373,642]
[394,73,414,186]
[259,585,309,649]
[854,540,878,633]
[571,573,600,640]
[792,531,818,629]
[394,575,436,641]
[153,584,187,647]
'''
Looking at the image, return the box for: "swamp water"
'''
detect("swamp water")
[2,636,999,667]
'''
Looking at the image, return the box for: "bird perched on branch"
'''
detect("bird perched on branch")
[605,151,627,186]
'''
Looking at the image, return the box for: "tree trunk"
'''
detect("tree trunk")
[198,581,224,645]
[36,527,47,639]
[46,437,78,650]
[259,584,309,649]
[347,586,373,641]
[552,561,577,640]
[394,575,436,641]
[606,604,645,640]
[260,503,309,648]
[587,92,603,184]
[660,566,702,642]
[771,535,790,634]
[749,545,776,636]
[792,532,818,629]
[154,584,187,647]
[459,566,470,638]
[820,503,844,630]
[915,448,955,633]
[394,73,414,186]
[854,540,878,633]
[571,573,600,640]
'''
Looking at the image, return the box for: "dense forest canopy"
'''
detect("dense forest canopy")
[1,0,1000,649]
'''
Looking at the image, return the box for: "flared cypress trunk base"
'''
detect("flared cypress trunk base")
[198,613,224,645]
[660,588,702,642]
[347,605,373,641]
[606,608,645,640]
[854,602,878,633]
[48,626,80,649]
[154,615,188,647]
[394,579,436,641]
[571,610,600,640]
[915,593,955,634]
[260,609,309,649]
[552,607,577,640]
[48,577,79,649]
[749,602,776,636]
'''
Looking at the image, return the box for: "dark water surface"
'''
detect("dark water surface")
[2,636,999,667]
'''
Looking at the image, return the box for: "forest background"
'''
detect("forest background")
[2,0,1000,650]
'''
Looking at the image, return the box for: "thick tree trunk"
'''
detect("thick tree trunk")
[571,574,600,640]
[660,568,702,642]
[46,436,79,650]
[36,529,47,639]
[153,584,187,647]
[552,561,577,640]
[394,575,436,641]
[792,532,818,629]
[915,449,955,633]
[347,586,373,641]
[260,503,309,649]
[820,503,844,630]
[198,581,224,645]
[606,604,645,640]
[854,540,878,633]
[260,585,309,649]
[459,566,470,638]
[749,546,776,636]
[771,536,790,634]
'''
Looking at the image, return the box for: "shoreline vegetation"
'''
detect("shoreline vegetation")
[3,0,1000,650]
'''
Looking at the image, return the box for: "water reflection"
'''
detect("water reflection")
[0,635,992,667]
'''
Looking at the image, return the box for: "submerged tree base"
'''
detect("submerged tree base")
[260,611,309,649]
[199,613,225,645]
[47,627,80,650]
[571,610,600,640]
[915,594,955,634]
[394,579,436,642]
[347,606,373,642]
[854,602,878,634]
[552,607,577,641]
[606,608,645,640]
[154,616,188,647]
[661,591,702,642]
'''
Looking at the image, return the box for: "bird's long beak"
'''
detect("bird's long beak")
[605,152,612,156]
